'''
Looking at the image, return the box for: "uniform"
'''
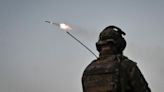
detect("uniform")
[82,55,151,92]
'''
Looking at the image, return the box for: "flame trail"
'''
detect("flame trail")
[45,21,72,31]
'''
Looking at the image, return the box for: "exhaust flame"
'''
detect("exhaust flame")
[59,23,72,30]
[45,21,72,31]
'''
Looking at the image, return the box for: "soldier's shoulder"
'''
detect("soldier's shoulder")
[86,59,97,66]
[83,59,97,72]
[121,55,137,69]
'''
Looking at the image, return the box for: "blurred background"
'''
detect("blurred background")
[0,0,164,92]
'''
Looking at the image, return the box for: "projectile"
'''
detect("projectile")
[45,21,72,31]
[45,21,60,26]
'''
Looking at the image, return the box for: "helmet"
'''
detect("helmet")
[96,25,126,54]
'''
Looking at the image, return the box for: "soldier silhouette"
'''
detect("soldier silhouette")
[82,25,151,92]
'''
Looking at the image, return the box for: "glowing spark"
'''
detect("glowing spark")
[59,23,72,30]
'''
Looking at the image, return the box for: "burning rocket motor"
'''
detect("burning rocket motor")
[45,21,98,58]
[45,21,72,31]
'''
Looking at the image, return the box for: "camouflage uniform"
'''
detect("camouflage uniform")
[82,26,151,92]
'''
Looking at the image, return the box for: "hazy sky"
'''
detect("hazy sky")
[0,0,164,92]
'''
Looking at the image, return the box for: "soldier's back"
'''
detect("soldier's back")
[82,55,123,92]
[82,55,151,92]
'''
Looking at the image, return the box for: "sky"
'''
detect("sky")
[0,0,164,92]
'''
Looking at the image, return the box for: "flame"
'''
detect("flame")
[59,23,72,30]
[45,21,72,31]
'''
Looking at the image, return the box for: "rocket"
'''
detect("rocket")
[45,21,72,31]
[45,20,98,58]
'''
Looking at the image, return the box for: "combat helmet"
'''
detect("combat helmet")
[96,25,126,54]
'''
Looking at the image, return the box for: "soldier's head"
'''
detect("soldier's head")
[96,25,126,55]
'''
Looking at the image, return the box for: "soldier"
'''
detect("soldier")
[82,26,151,92]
